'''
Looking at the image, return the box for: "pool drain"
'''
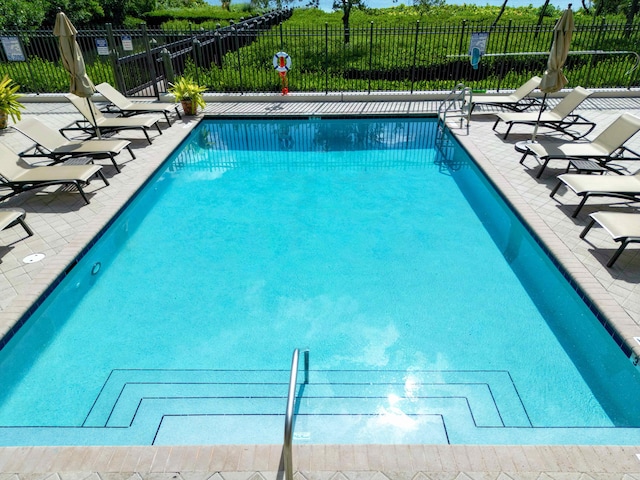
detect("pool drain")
[23,253,45,264]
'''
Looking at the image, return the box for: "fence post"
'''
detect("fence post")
[411,20,420,94]
[456,19,467,83]
[498,20,512,91]
[325,23,329,95]
[162,48,175,85]
[141,24,160,98]
[193,38,202,81]
[585,17,606,87]
[368,21,374,94]
[105,23,125,93]
[233,26,244,94]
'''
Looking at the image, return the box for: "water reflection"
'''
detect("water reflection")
[169,118,472,172]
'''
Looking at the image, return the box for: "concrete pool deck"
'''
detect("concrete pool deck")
[0,93,639,477]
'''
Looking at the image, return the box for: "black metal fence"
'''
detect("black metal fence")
[1,14,639,96]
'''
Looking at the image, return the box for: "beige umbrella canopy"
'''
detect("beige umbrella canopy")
[54,12,95,97]
[533,5,574,141]
[54,11,101,137]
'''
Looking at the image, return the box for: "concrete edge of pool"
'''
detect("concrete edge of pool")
[0,98,639,476]
[0,444,640,475]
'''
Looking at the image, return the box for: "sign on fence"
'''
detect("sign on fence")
[96,38,109,56]
[1,36,25,61]
[121,35,133,51]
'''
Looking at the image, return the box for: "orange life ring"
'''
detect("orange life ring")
[273,52,291,73]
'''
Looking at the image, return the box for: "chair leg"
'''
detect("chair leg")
[536,158,552,179]
[174,105,182,119]
[608,240,630,267]
[503,123,513,140]
[579,217,596,239]
[163,111,172,126]
[17,217,33,237]
[154,122,163,135]
[550,180,563,198]
[142,128,152,144]
[108,153,121,173]
[126,145,136,160]
[76,182,90,205]
[97,170,110,187]
[571,196,589,218]
[518,149,532,165]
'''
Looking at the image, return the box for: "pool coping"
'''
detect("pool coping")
[0,99,640,475]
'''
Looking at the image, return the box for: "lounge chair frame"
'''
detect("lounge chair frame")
[469,76,542,113]
[0,144,109,205]
[492,87,596,140]
[96,82,181,125]
[550,172,640,218]
[518,113,640,178]
[14,117,136,174]
[62,94,162,144]
[0,209,33,238]
[580,211,640,267]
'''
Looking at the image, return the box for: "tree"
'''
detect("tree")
[333,0,363,43]
[0,0,47,29]
[413,0,444,15]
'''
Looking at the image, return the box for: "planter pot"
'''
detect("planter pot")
[181,100,197,115]
[0,111,8,129]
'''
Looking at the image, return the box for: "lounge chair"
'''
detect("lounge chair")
[469,76,542,113]
[0,143,108,205]
[492,86,595,140]
[550,170,640,218]
[0,208,33,238]
[518,113,640,178]
[95,82,181,125]
[580,211,640,267]
[63,93,162,144]
[14,117,135,173]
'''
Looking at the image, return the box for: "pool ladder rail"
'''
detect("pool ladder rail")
[284,347,309,480]
[438,83,472,134]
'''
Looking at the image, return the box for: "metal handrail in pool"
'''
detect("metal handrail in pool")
[284,347,309,480]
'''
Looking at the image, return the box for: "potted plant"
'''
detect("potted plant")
[168,76,207,115]
[0,74,24,129]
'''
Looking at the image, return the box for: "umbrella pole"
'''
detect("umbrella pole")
[86,97,102,139]
[532,92,548,142]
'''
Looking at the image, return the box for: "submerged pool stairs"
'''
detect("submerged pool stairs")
[2,368,640,445]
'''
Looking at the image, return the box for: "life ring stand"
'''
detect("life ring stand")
[273,52,291,95]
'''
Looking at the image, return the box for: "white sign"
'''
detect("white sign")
[469,32,489,56]
[96,38,109,56]
[1,36,25,61]
[121,35,133,51]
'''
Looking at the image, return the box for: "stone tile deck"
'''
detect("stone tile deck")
[0,93,639,477]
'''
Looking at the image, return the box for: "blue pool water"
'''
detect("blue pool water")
[1,117,640,446]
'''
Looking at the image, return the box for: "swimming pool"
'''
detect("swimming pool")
[1,117,640,446]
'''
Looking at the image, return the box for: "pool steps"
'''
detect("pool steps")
[3,369,640,445]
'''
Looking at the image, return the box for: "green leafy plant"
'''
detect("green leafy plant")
[168,76,207,114]
[0,74,25,127]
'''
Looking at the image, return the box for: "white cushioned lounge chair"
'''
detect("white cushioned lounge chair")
[580,211,640,267]
[95,82,181,125]
[550,169,640,218]
[469,76,542,113]
[492,86,595,140]
[14,117,135,173]
[0,143,108,205]
[519,113,640,178]
[63,93,162,144]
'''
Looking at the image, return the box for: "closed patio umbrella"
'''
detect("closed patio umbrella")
[54,11,100,137]
[532,4,574,141]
